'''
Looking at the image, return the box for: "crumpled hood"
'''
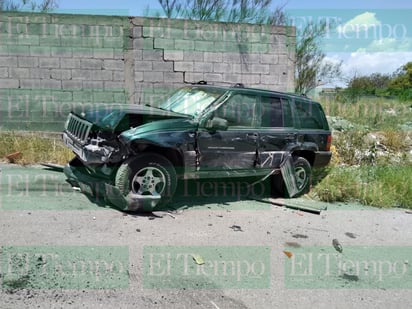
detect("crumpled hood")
[120,118,197,141]
[73,104,189,130]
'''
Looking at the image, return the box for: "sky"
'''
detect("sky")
[54,0,412,86]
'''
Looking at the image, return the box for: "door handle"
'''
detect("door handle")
[286,133,297,140]
[246,133,258,140]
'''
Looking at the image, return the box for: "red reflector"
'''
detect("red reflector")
[326,134,332,151]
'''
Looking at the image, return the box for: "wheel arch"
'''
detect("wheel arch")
[128,141,184,175]
[291,150,315,166]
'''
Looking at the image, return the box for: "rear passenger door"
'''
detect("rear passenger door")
[257,95,298,169]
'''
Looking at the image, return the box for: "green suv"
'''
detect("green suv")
[63,84,332,211]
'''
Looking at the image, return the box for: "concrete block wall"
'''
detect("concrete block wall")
[0,12,295,131]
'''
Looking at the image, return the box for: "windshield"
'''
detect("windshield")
[160,87,224,117]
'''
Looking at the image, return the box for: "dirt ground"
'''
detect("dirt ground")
[0,164,411,308]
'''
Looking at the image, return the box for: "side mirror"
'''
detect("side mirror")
[206,117,228,131]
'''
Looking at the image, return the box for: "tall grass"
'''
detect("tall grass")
[320,96,412,130]
[0,131,73,165]
[313,96,412,208]
[312,165,412,209]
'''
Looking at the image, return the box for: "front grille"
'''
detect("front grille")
[65,113,93,144]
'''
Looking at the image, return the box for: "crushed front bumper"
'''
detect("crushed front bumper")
[63,159,161,212]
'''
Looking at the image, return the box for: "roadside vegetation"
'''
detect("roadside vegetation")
[311,96,412,209]
[0,132,73,165]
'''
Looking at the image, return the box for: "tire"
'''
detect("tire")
[272,156,312,198]
[115,153,177,211]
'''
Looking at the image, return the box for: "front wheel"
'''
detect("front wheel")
[272,156,312,198]
[115,153,177,212]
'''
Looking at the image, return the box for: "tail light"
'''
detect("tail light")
[326,134,332,151]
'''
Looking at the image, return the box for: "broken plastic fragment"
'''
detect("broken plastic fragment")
[283,251,293,258]
[191,254,205,265]
[5,151,22,163]
[332,238,343,253]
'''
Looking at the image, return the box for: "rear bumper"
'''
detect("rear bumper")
[63,159,160,212]
[313,151,332,168]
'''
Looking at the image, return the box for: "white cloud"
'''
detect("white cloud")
[341,52,412,76]
[337,12,381,35]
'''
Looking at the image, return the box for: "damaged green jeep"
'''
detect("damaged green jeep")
[63,84,332,211]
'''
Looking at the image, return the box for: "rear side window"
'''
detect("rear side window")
[260,96,293,128]
[295,100,326,129]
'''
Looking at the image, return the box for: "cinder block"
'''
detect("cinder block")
[213,63,232,74]
[0,56,18,67]
[134,61,153,71]
[91,70,113,81]
[81,59,103,70]
[153,61,174,72]
[18,35,40,45]
[30,46,50,56]
[184,72,204,83]
[0,67,8,78]
[133,26,143,38]
[174,39,194,51]
[72,48,93,58]
[222,73,239,84]
[113,92,127,103]
[174,61,194,72]
[72,69,92,80]
[164,50,183,61]
[18,57,39,68]
[103,59,124,71]
[241,74,261,85]
[143,71,164,82]
[143,50,163,61]
[183,51,203,62]
[19,79,41,88]
[194,41,214,52]
[83,81,104,89]
[93,48,115,59]
[61,59,80,69]
[51,47,73,58]
[204,52,222,63]
[250,64,270,74]
[0,78,19,88]
[113,71,126,81]
[40,79,62,89]
[194,62,213,72]
[104,81,125,89]
[222,52,241,63]
[154,38,175,50]
[134,71,144,82]
[93,91,114,103]
[261,54,278,64]
[103,37,125,49]
[204,73,223,82]
[39,58,60,68]
[9,68,29,79]
[164,72,184,83]
[51,69,72,80]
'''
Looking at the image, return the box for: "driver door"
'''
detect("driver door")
[196,93,259,177]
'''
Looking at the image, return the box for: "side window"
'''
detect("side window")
[260,96,293,128]
[215,94,257,127]
[261,96,283,127]
[295,100,325,129]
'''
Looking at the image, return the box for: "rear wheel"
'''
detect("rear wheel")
[115,153,177,211]
[272,156,312,198]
